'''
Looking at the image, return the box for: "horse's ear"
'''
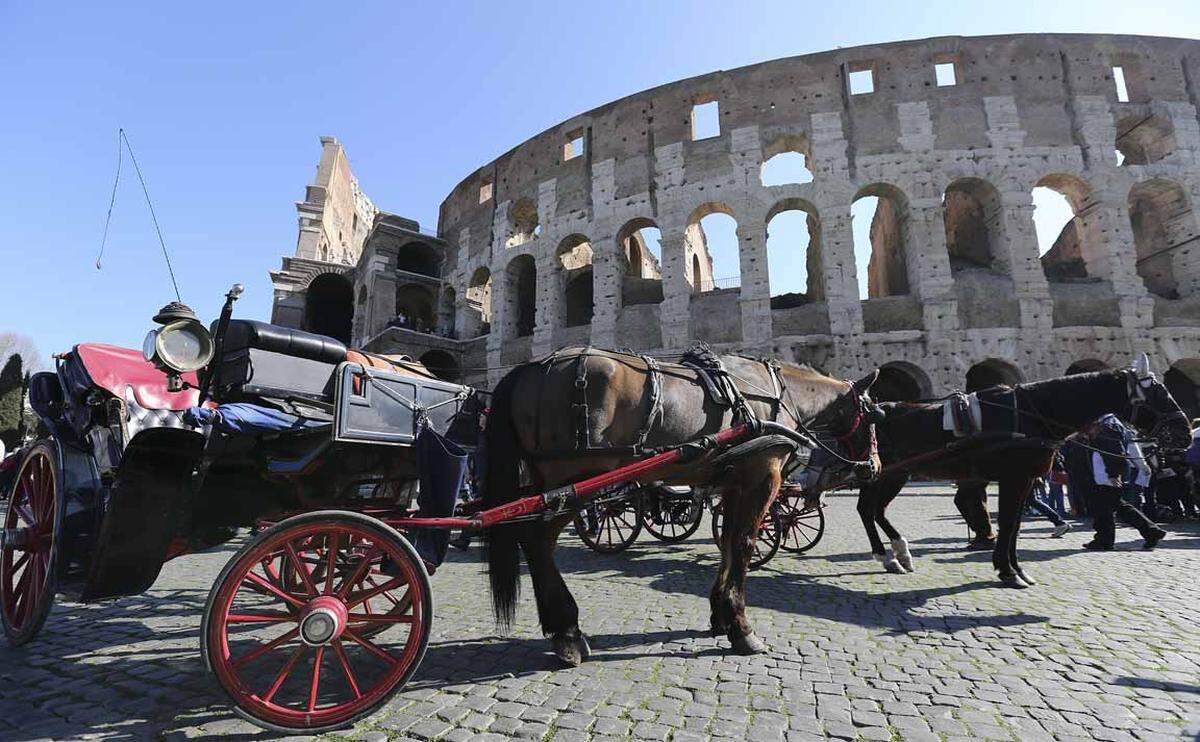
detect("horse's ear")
[851,369,880,394]
[1132,352,1154,380]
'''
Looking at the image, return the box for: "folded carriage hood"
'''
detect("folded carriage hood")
[74,343,200,410]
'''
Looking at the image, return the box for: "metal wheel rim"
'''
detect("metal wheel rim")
[778,499,825,554]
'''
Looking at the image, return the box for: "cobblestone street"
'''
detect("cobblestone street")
[1,487,1198,741]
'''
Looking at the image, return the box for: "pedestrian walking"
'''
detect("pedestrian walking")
[1027,476,1071,537]
[1081,415,1166,551]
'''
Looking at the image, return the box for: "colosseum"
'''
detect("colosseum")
[269,33,1200,416]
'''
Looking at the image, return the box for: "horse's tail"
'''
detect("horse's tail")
[482,367,524,631]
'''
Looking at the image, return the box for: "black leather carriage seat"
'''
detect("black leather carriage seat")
[213,320,348,405]
[221,320,348,364]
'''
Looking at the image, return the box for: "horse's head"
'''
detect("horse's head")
[1123,356,1191,452]
[796,369,884,493]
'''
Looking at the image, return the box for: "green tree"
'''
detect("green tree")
[0,353,23,450]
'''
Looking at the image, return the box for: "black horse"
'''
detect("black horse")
[855,364,1191,587]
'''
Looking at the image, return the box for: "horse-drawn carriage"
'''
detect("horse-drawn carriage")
[2,285,866,731]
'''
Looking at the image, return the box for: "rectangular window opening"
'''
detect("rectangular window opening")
[1113,65,1130,103]
[479,180,494,204]
[691,100,720,140]
[935,62,957,87]
[563,129,585,161]
[848,66,875,96]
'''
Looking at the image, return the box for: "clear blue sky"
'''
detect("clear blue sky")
[2,1,1197,364]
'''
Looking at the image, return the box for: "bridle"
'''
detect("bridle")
[797,383,882,486]
[1124,368,1188,449]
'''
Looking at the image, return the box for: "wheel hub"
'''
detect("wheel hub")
[299,596,348,646]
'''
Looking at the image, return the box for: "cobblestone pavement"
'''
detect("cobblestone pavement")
[1,488,1198,741]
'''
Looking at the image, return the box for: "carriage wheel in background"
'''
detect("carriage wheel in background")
[202,511,431,733]
[642,487,705,543]
[776,493,826,554]
[574,496,643,554]
[710,500,782,570]
[1,442,63,647]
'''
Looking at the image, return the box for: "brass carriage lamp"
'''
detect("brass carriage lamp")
[144,300,215,392]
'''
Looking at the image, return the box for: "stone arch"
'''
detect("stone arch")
[685,203,736,293]
[395,241,440,277]
[466,266,492,336]
[1128,178,1195,299]
[944,178,1004,273]
[1116,113,1176,166]
[557,234,595,327]
[1032,174,1103,281]
[418,349,460,383]
[303,272,353,343]
[617,218,664,306]
[760,134,814,186]
[505,198,540,248]
[873,361,932,402]
[766,197,823,307]
[505,254,537,338]
[965,358,1023,392]
[394,283,435,332]
[852,183,910,298]
[1065,358,1109,375]
[1165,358,1200,420]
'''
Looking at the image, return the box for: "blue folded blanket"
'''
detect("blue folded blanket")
[184,403,328,436]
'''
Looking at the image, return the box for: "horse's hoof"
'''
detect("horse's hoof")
[891,537,915,572]
[998,572,1030,589]
[729,632,768,655]
[1015,569,1036,586]
[874,553,907,574]
[551,631,591,666]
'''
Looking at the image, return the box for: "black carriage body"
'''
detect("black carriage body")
[18,321,480,603]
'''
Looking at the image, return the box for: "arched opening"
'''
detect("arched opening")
[1129,179,1194,299]
[418,350,460,383]
[303,273,353,343]
[685,204,737,293]
[395,241,440,277]
[466,267,492,336]
[944,178,1004,273]
[872,362,932,402]
[618,218,662,280]
[506,254,537,338]
[557,235,594,327]
[438,286,457,337]
[505,198,540,249]
[766,199,822,308]
[1165,359,1200,421]
[1116,114,1176,166]
[1033,175,1100,282]
[394,284,435,333]
[852,184,910,299]
[760,135,814,186]
[965,359,1022,392]
[1066,359,1109,375]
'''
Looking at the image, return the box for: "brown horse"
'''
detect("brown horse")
[854,366,1191,586]
[482,347,881,662]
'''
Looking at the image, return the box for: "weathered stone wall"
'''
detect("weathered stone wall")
[430,33,1200,398]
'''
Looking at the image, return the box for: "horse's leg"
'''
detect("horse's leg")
[858,481,904,573]
[875,481,914,572]
[994,477,1034,589]
[713,458,780,655]
[1009,477,1037,586]
[520,518,590,665]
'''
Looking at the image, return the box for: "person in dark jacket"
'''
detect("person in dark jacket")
[1081,415,1166,550]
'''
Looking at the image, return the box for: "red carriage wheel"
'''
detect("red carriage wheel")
[202,511,431,733]
[1,442,63,646]
[641,487,705,543]
[574,496,643,554]
[777,493,826,554]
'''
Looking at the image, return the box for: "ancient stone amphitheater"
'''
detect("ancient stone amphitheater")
[270,33,1200,415]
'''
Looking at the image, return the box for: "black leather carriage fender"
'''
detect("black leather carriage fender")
[710,433,802,470]
[81,427,205,601]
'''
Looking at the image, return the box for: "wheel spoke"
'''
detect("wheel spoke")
[347,575,406,609]
[10,551,30,574]
[226,611,297,624]
[284,541,319,597]
[307,646,325,712]
[243,571,306,610]
[332,640,362,700]
[343,627,400,667]
[323,532,341,596]
[336,546,381,600]
[262,644,307,704]
[232,627,300,670]
[13,502,36,529]
[347,613,414,624]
